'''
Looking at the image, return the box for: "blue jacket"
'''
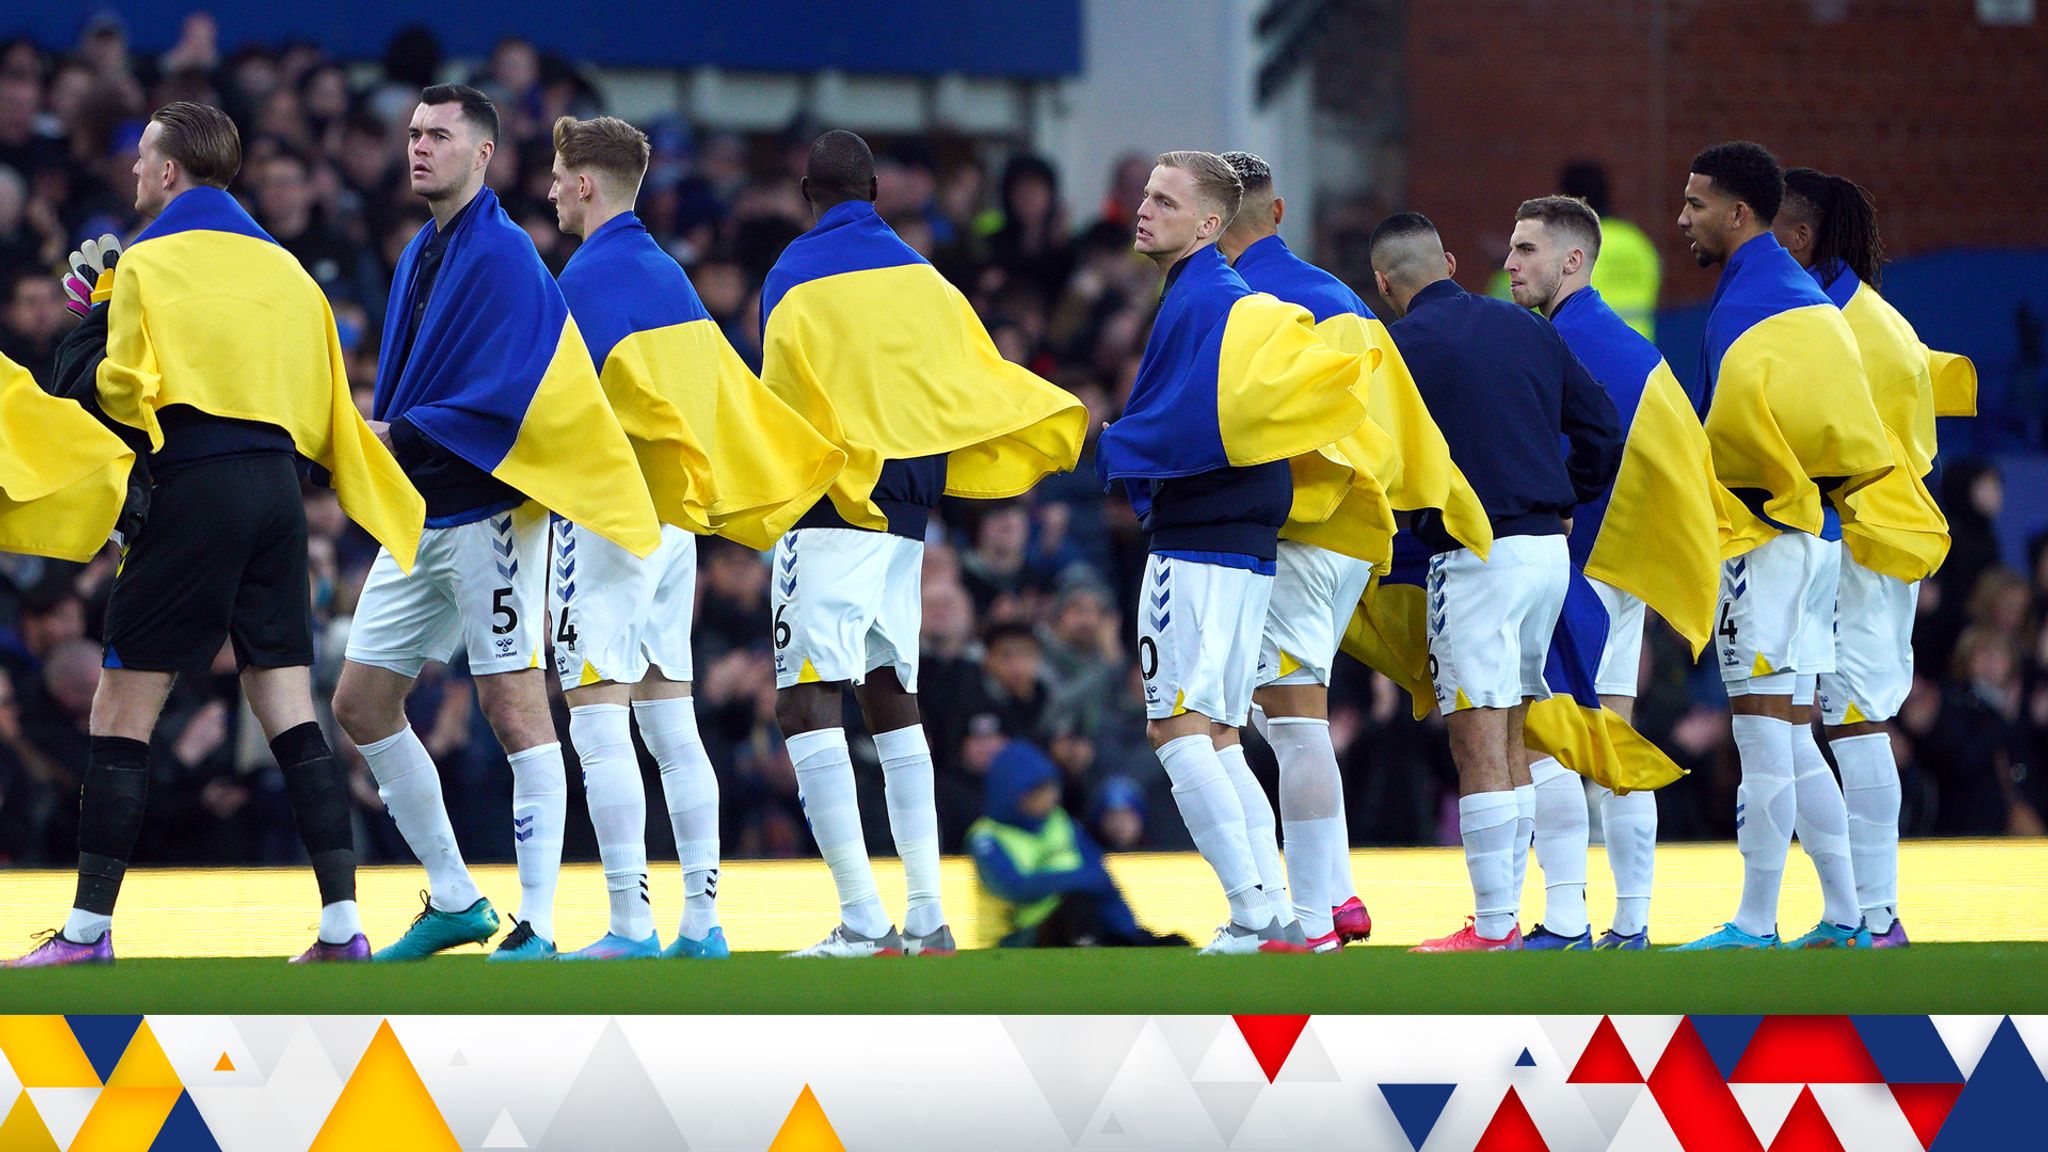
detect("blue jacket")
[969,742,1131,923]
[1388,279,1623,553]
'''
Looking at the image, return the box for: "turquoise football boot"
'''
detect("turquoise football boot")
[1779,920,1872,949]
[487,920,556,962]
[663,926,731,959]
[559,931,661,960]
[1670,922,1778,951]
[373,894,500,961]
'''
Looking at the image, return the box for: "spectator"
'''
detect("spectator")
[1925,626,2040,835]
[1088,773,1148,851]
[0,271,68,383]
[251,148,361,303]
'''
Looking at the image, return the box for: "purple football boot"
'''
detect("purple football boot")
[1869,919,1910,950]
[7,930,114,968]
[291,934,372,963]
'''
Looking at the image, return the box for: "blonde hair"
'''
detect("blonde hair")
[552,115,650,194]
[1156,150,1242,226]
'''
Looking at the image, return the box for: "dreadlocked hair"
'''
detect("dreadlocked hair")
[1784,167,1885,290]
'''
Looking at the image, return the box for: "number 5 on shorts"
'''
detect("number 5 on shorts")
[493,587,518,635]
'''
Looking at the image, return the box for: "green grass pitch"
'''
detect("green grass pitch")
[3,944,2043,1015]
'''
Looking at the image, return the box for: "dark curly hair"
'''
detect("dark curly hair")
[1689,140,1783,224]
[1783,167,1885,290]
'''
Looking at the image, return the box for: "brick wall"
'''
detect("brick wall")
[1397,0,2048,303]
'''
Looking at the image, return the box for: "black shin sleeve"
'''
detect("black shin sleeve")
[73,735,152,916]
[272,722,358,906]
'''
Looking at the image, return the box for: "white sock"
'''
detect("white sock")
[1219,742,1292,927]
[789,727,889,937]
[571,704,653,941]
[874,724,946,937]
[1530,757,1589,938]
[508,742,567,942]
[1511,782,1536,913]
[635,697,720,939]
[1833,732,1901,932]
[1459,791,1521,940]
[359,726,481,912]
[1157,733,1270,929]
[320,900,363,944]
[1790,720,1859,927]
[1599,786,1657,936]
[63,909,112,944]
[1269,716,1345,939]
[1731,713,1796,937]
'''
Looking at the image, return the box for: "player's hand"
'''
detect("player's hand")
[366,419,392,449]
[61,234,121,317]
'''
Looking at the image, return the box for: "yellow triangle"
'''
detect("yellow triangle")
[1454,687,1473,712]
[1171,688,1187,717]
[106,1021,181,1088]
[1276,650,1303,678]
[797,657,822,684]
[214,1053,234,1073]
[1751,652,1774,677]
[0,1016,100,1088]
[1843,700,1868,724]
[310,1020,459,1152]
[578,659,603,687]
[69,1086,181,1152]
[767,1085,845,1152]
[0,1092,61,1152]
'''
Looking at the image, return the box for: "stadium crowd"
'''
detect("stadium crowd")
[0,16,2040,875]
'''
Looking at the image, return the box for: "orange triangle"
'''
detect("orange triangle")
[1569,1017,1644,1084]
[70,1086,183,1151]
[107,1021,181,1089]
[1472,1086,1550,1152]
[1767,1086,1847,1152]
[767,1085,846,1152]
[309,1020,460,1152]
[214,1053,235,1073]
[0,1093,61,1152]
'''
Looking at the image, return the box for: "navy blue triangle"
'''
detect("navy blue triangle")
[1853,1016,1964,1084]
[1689,1015,1764,1081]
[1379,1083,1456,1151]
[65,1014,144,1083]
[149,1090,224,1152]
[1515,1047,1537,1068]
[1932,1017,2047,1151]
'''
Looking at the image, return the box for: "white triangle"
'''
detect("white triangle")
[1153,1016,1227,1080]
[307,1017,381,1076]
[1539,1016,1603,1074]
[1929,1016,2003,1079]
[24,1087,98,1149]
[185,1086,265,1146]
[1191,1024,1264,1083]
[0,1046,20,1099]
[1194,1080,1262,1145]
[267,1023,339,1086]
[1607,1016,1684,1077]
[1573,1083,1643,1145]
[221,1090,296,1152]
[1810,1083,1923,1152]
[1275,1024,1339,1083]
[1730,1082,1801,1145]
[482,1108,529,1148]
[1001,1016,1147,1143]
[150,1017,263,1086]
[229,1016,301,1080]
[2014,1016,2048,1080]
[1605,1085,1683,1152]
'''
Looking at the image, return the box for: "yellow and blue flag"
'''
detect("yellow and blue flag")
[92,186,424,569]
[1552,286,1723,656]
[377,186,657,557]
[1341,533,1435,717]
[1818,265,1970,581]
[1524,571,1687,792]
[0,351,132,562]
[1099,245,1367,513]
[1232,234,1490,567]
[1698,233,1890,556]
[760,200,1085,527]
[557,213,842,549]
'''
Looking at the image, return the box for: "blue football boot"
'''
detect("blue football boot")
[663,926,731,959]
[1670,922,1778,951]
[1594,929,1650,951]
[487,919,557,962]
[1523,924,1593,951]
[373,893,499,961]
[559,931,662,960]
[1779,920,1871,949]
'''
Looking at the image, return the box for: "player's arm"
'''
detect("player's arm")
[1558,340,1624,507]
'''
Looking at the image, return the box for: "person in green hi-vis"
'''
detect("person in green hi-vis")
[1490,162,1661,340]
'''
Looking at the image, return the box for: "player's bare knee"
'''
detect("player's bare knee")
[88,669,174,741]
[332,664,407,744]
[775,683,841,736]
[1146,712,1209,750]
[475,671,554,752]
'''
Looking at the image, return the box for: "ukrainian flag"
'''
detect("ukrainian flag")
[760,200,1084,528]
[376,186,656,557]
[1099,245,1367,514]
[1552,286,1722,656]
[1698,233,1891,557]
[1524,570,1687,792]
[1341,532,1436,718]
[91,186,424,569]
[558,213,842,550]
[1819,265,1971,582]
[1232,234,1491,568]
[0,352,131,562]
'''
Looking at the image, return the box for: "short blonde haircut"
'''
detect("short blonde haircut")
[1156,149,1242,226]
[552,115,650,194]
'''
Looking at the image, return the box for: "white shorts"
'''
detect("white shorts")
[1257,540,1377,688]
[1427,534,1569,713]
[1139,554,1273,727]
[550,517,697,692]
[346,502,548,678]
[1717,531,1838,690]
[771,528,923,691]
[1819,551,1915,725]
[1589,577,1646,699]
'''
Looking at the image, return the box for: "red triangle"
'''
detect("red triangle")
[1889,1083,1963,1150]
[1731,1017,1881,1084]
[1232,1015,1310,1084]
[1646,1019,1765,1152]
[1569,1017,1644,1084]
[1472,1086,1549,1152]
[1767,1086,1846,1152]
